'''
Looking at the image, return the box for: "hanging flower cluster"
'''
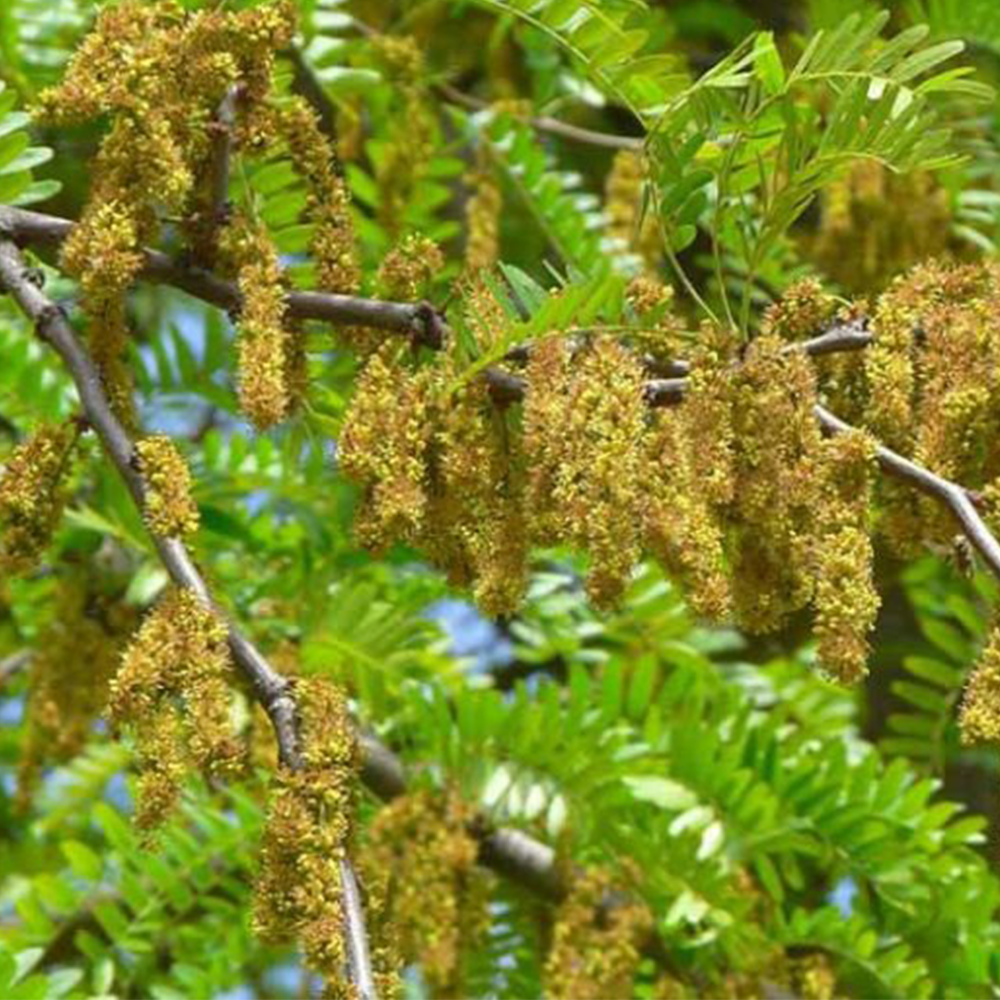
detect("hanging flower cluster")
[464,151,502,274]
[865,262,1000,554]
[278,97,360,296]
[543,866,653,1000]
[135,435,200,539]
[339,343,528,616]
[604,150,660,273]
[38,0,363,431]
[38,0,297,427]
[811,431,880,682]
[218,212,296,429]
[17,565,138,804]
[525,336,648,608]
[960,625,1000,744]
[253,677,360,993]
[360,789,490,998]
[811,159,952,294]
[108,587,243,831]
[0,421,79,574]
[378,234,444,301]
[370,35,434,238]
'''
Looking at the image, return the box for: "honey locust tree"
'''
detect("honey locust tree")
[4,0,1000,997]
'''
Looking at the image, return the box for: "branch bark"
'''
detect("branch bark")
[0,240,377,1000]
[0,207,443,346]
[206,85,242,236]
[435,81,644,151]
[4,204,1000,981]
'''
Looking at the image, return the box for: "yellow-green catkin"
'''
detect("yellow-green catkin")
[812,160,951,294]
[253,677,358,993]
[378,234,444,301]
[60,200,143,426]
[40,0,297,426]
[788,953,837,1000]
[811,430,880,684]
[220,212,292,429]
[135,435,200,538]
[866,262,1000,553]
[431,377,528,617]
[523,337,648,608]
[725,336,822,633]
[371,35,434,238]
[0,421,78,574]
[338,345,434,550]
[361,790,490,998]
[644,408,731,621]
[604,150,660,273]
[543,867,653,1000]
[464,153,502,274]
[17,565,138,804]
[761,278,836,342]
[523,335,574,544]
[278,96,360,296]
[625,276,685,363]
[679,330,737,508]
[109,587,243,830]
[960,624,1000,744]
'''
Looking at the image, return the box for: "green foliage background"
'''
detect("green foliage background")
[2,0,1000,997]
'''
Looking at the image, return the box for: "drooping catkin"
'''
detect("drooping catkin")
[0,421,79,574]
[360,790,489,998]
[253,677,358,990]
[960,625,1000,745]
[543,867,653,1000]
[135,434,200,539]
[811,430,880,684]
[109,587,243,830]
[338,345,435,550]
[523,337,648,608]
[219,212,292,429]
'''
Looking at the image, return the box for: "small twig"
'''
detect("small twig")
[340,859,377,1000]
[207,85,242,233]
[436,81,643,152]
[815,405,1000,580]
[284,46,338,142]
[0,649,32,688]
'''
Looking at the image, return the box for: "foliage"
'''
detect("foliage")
[2,0,1000,998]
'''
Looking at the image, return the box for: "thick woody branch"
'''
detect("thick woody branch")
[0,207,443,347]
[0,236,595,988]
[0,240,377,999]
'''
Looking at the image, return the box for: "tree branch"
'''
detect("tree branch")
[815,405,1000,579]
[206,84,242,238]
[0,649,32,688]
[0,240,377,999]
[0,207,443,346]
[0,234,664,976]
[435,81,644,152]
